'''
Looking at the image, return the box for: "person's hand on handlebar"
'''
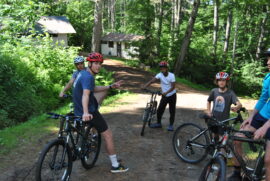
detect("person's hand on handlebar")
[241,117,252,129]
[231,106,239,112]
[82,113,93,121]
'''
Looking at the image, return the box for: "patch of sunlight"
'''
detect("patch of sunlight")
[132,124,143,128]
[44,126,59,132]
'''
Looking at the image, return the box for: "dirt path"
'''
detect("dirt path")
[0,59,257,181]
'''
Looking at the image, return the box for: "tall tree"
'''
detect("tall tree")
[91,0,103,52]
[212,0,219,63]
[230,18,239,88]
[169,0,182,58]
[110,0,116,31]
[223,8,233,54]
[157,0,164,56]
[174,0,200,75]
[256,5,269,60]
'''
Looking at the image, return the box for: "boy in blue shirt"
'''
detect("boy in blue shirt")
[73,53,128,173]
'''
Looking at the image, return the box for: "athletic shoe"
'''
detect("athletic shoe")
[111,164,129,173]
[167,125,174,131]
[149,123,162,128]
[227,171,242,181]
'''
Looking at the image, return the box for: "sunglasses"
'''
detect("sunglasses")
[75,62,85,65]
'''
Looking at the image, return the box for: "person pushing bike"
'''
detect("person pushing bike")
[142,61,177,131]
[228,48,270,181]
[72,52,128,173]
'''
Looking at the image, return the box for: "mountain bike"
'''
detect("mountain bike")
[35,112,101,181]
[172,108,246,163]
[198,117,266,181]
[141,89,161,136]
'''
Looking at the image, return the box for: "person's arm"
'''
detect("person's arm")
[59,78,75,97]
[206,89,214,116]
[82,89,93,121]
[206,101,212,116]
[142,77,158,89]
[94,80,124,92]
[162,82,175,96]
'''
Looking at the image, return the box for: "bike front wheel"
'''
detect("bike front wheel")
[173,123,209,163]
[35,138,72,181]
[198,155,226,181]
[81,126,101,169]
[141,107,150,136]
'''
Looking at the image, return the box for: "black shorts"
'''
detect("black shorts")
[89,111,108,133]
[251,113,270,140]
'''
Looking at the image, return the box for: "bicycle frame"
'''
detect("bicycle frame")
[227,134,265,180]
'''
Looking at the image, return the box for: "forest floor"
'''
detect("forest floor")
[0,59,256,181]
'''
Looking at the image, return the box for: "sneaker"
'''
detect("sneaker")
[167,125,174,131]
[227,171,242,181]
[111,164,129,173]
[149,123,162,128]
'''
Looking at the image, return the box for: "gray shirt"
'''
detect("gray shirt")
[207,88,239,121]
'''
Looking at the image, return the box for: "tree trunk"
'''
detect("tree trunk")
[169,0,182,59]
[91,0,103,52]
[256,6,269,60]
[110,0,116,32]
[174,0,182,37]
[212,0,219,63]
[230,19,239,88]
[157,0,164,56]
[223,9,232,54]
[174,0,200,75]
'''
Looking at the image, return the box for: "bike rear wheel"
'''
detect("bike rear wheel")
[81,126,101,169]
[36,139,72,181]
[173,123,209,163]
[199,155,226,181]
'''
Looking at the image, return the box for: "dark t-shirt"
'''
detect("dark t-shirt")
[72,70,98,116]
[207,88,239,121]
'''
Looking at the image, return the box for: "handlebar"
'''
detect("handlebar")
[47,112,81,120]
[142,89,161,95]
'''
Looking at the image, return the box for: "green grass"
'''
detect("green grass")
[0,92,132,155]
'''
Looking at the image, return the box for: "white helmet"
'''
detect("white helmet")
[74,56,85,64]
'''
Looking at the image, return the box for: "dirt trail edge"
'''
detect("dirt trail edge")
[0,59,256,181]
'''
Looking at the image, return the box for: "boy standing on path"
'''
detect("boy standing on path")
[206,72,242,134]
[142,61,177,131]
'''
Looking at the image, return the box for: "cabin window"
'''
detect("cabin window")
[51,34,58,37]
[109,41,114,48]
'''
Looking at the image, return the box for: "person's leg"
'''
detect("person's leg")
[94,90,108,105]
[168,93,176,126]
[265,140,270,181]
[228,123,257,180]
[92,111,128,172]
[156,96,168,124]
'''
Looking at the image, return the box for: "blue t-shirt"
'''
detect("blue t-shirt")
[255,73,270,119]
[72,70,98,116]
[71,68,86,79]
